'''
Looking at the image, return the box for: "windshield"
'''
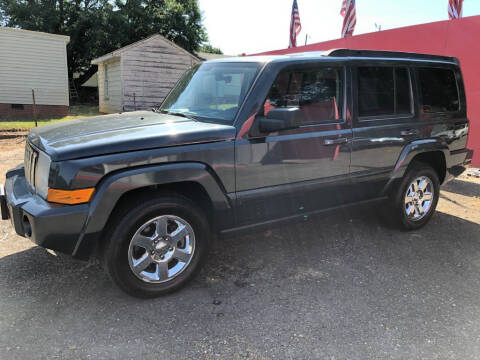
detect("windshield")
[160,62,262,123]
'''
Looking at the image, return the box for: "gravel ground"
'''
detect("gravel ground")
[0,139,479,360]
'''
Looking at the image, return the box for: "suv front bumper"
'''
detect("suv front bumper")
[1,167,89,255]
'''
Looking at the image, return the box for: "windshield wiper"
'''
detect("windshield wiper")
[166,111,197,121]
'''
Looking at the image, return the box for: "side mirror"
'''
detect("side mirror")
[258,107,302,133]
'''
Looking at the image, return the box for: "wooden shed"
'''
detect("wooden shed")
[0,27,70,118]
[91,34,200,113]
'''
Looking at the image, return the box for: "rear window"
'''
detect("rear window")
[357,67,412,117]
[417,68,459,113]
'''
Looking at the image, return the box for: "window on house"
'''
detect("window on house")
[358,66,412,117]
[263,66,344,125]
[417,68,459,113]
[11,104,24,110]
[104,64,109,100]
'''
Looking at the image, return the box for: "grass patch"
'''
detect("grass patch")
[0,104,100,130]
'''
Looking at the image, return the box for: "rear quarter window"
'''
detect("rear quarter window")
[417,68,460,113]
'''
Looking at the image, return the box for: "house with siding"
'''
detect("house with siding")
[91,34,200,113]
[0,27,70,118]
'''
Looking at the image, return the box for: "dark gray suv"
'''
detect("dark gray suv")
[0,49,473,297]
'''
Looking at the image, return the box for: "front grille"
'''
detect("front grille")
[24,143,38,188]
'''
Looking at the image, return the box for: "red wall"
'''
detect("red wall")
[257,16,480,166]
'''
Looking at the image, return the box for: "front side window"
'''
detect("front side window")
[358,66,412,117]
[417,68,459,113]
[160,62,261,123]
[263,66,344,125]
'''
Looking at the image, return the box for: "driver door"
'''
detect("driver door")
[234,64,353,226]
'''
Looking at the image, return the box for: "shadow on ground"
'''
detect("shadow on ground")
[1,204,480,359]
[443,178,480,198]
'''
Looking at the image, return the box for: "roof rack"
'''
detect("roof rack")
[325,49,458,63]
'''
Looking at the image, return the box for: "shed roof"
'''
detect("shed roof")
[0,26,70,43]
[91,34,200,64]
[196,52,232,61]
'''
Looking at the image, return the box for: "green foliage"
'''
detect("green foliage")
[0,0,207,83]
[114,0,207,53]
[199,43,223,54]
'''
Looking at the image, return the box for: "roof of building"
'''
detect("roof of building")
[196,52,232,61]
[91,34,200,65]
[81,72,98,87]
[0,26,70,42]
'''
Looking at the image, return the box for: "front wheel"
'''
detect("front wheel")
[103,194,210,298]
[388,162,440,230]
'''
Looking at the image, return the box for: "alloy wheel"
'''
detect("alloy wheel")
[404,176,434,221]
[128,215,195,283]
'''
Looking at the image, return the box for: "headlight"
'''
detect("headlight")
[34,151,51,199]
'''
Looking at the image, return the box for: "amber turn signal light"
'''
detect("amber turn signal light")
[47,188,95,205]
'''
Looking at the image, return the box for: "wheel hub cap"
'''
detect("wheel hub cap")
[128,215,195,283]
[151,241,173,261]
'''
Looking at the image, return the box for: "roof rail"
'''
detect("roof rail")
[325,49,458,63]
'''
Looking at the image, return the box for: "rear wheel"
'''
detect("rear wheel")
[103,194,210,298]
[388,162,440,230]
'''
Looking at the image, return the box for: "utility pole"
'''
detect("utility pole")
[31,89,38,127]
[304,34,311,45]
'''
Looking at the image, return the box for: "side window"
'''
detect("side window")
[417,68,459,113]
[395,68,411,114]
[358,66,412,118]
[264,67,343,125]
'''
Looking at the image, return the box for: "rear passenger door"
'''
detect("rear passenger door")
[350,64,421,199]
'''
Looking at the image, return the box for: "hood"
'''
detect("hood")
[28,111,236,161]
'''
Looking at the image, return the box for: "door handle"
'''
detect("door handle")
[324,137,348,145]
[400,129,419,136]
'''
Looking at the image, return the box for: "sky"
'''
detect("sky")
[198,0,480,55]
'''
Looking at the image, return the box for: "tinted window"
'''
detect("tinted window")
[358,67,412,117]
[418,68,459,113]
[396,68,411,114]
[264,67,343,124]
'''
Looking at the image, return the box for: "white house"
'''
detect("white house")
[0,27,70,118]
[91,34,201,113]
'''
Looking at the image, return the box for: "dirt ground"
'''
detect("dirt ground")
[0,138,479,359]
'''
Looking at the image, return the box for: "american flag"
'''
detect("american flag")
[448,0,464,19]
[289,0,302,48]
[340,0,356,38]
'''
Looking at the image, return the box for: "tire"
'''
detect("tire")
[103,193,210,298]
[388,162,440,230]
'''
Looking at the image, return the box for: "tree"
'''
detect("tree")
[199,43,223,54]
[0,0,208,87]
[114,0,207,53]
